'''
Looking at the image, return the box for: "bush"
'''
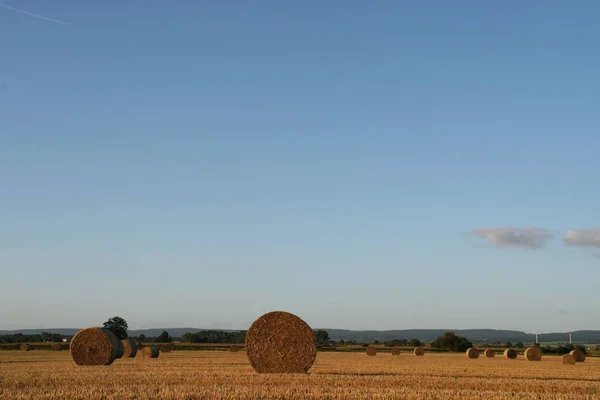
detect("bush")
[431,332,472,352]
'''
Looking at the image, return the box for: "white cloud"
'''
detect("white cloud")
[564,229,600,248]
[472,227,553,249]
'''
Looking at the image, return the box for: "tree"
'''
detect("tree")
[515,341,524,348]
[431,332,472,352]
[409,339,422,347]
[506,342,513,348]
[313,330,330,346]
[156,330,172,343]
[103,316,128,340]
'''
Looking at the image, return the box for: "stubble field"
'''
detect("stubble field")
[1,351,600,399]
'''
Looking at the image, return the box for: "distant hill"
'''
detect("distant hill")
[2,328,599,344]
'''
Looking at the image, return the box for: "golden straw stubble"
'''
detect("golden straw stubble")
[366,345,377,356]
[70,327,120,366]
[569,349,585,362]
[466,348,480,359]
[245,311,316,374]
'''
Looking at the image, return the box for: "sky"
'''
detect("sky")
[1,1,599,333]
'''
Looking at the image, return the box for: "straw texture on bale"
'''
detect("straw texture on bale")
[229,345,240,353]
[245,311,317,374]
[142,346,159,359]
[70,327,120,366]
[121,338,137,358]
[466,348,480,359]
[414,347,425,356]
[504,349,517,359]
[20,344,31,351]
[366,345,377,356]
[524,347,542,361]
[569,349,585,362]
[51,343,63,351]
[160,343,173,353]
[391,346,401,356]
[562,354,576,365]
[484,349,495,358]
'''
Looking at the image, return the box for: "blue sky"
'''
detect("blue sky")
[1,1,599,333]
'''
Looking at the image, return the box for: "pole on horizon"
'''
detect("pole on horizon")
[570,333,572,344]
[536,333,538,344]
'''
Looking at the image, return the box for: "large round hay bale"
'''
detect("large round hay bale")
[562,354,576,365]
[20,344,31,351]
[569,349,585,363]
[414,347,425,356]
[366,344,377,356]
[51,343,63,351]
[122,338,137,358]
[504,349,517,359]
[160,343,172,353]
[466,348,480,359]
[70,328,120,366]
[245,311,316,374]
[524,347,542,361]
[229,345,240,353]
[484,349,495,358]
[391,346,401,356]
[142,346,159,359]
[115,340,124,358]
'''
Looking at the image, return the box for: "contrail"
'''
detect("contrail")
[0,3,68,25]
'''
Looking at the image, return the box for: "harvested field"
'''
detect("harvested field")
[1,351,598,399]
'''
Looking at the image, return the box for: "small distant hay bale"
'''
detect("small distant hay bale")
[391,346,401,356]
[245,311,317,374]
[504,349,517,359]
[484,349,495,358]
[466,348,480,359]
[142,346,159,359]
[562,354,576,365]
[160,344,172,353]
[70,327,120,366]
[20,344,31,351]
[366,344,377,356]
[524,347,542,361]
[569,349,585,363]
[414,347,425,356]
[229,345,240,353]
[121,339,137,358]
[51,343,63,351]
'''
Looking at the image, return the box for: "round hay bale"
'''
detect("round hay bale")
[569,349,585,363]
[466,348,480,359]
[20,344,31,351]
[229,345,240,353]
[504,349,517,359]
[142,346,159,359]
[160,343,172,353]
[51,343,63,351]
[562,354,576,365]
[245,311,316,374]
[524,347,542,361]
[414,347,425,356]
[70,327,120,366]
[391,346,401,356]
[122,338,137,358]
[366,344,377,356]
[484,349,495,358]
[115,340,124,358]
